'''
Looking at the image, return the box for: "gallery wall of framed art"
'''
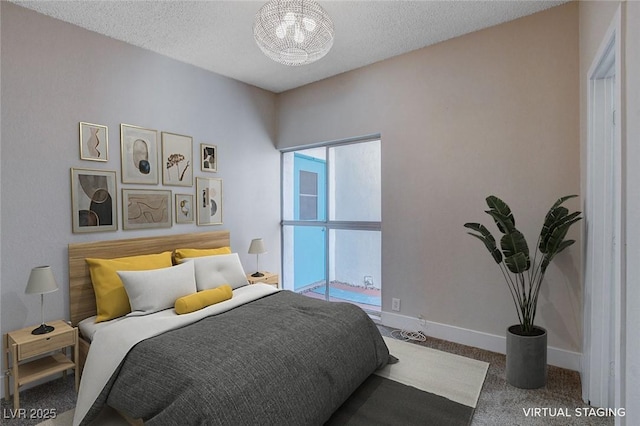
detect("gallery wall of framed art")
[162,132,193,187]
[196,177,223,226]
[201,143,217,172]
[120,124,159,185]
[79,122,108,162]
[71,168,118,233]
[73,121,222,233]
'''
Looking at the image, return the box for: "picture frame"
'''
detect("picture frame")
[79,122,108,162]
[122,188,172,230]
[162,132,193,186]
[70,168,118,233]
[120,124,159,185]
[196,177,223,226]
[201,143,217,172]
[175,193,194,224]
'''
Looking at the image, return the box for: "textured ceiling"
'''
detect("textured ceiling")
[11,0,568,93]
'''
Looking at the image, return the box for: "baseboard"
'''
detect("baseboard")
[381,311,581,372]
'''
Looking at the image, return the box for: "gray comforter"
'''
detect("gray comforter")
[83,290,389,425]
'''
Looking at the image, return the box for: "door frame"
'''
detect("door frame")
[583,5,625,415]
[292,153,327,290]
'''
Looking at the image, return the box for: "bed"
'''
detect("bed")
[68,231,390,425]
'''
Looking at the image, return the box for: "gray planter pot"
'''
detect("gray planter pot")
[506,325,547,389]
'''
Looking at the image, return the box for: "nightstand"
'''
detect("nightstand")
[3,320,79,409]
[247,272,279,288]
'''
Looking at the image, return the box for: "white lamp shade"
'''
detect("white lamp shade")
[248,238,267,255]
[25,266,59,295]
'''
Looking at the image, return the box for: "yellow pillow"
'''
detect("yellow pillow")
[174,246,231,263]
[174,285,233,315]
[86,251,173,322]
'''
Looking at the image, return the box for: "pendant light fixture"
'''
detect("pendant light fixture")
[253,0,334,66]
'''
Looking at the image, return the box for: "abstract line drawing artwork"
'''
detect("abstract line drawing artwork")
[196,177,222,226]
[201,144,217,172]
[175,193,194,224]
[162,132,193,187]
[122,189,172,230]
[79,122,108,162]
[71,168,118,233]
[121,124,159,184]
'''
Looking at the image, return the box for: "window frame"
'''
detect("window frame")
[280,134,382,314]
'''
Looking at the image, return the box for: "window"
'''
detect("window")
[282,138,381,314]
[299,171,318,220]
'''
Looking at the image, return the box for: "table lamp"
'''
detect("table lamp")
[248,238,267,277]
[25,266,59,335]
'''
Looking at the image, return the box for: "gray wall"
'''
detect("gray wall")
[278,3,581,352]
[0,2,280,345]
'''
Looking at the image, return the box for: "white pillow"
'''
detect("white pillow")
[187,253,248,291]
[118,261,197,316]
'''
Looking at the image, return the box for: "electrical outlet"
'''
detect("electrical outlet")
[392,298,401,312]
[418,314,426,326]
[364,276,374,287]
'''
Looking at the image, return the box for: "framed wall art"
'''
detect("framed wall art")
[162,132,193,187]
[201,143,217,172]
[79,122,108,162]
[120,124,159,185]
[122,189,172,230]
[175,193,194,224]
[196,177,222,226]
[70,168,118,233]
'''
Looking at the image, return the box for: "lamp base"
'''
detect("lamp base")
[251,271,265,277]
[31,323,55,335]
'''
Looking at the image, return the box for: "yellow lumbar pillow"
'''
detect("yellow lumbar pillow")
[86,251,173,322]
[174,246,232,263]
[174,285,233,315]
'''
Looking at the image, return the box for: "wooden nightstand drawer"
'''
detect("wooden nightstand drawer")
[260,275,278,285]
[18,330,74,360]
[247,272,279,288]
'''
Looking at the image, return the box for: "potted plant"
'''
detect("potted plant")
[464,195,581,388]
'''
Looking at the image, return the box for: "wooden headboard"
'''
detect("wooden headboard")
[68,230,230,326]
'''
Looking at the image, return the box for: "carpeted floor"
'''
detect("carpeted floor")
[2,326,615,426]
[328,335,487,426]
[376,326,614,426]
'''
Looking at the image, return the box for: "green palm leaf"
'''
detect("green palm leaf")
[547,195,578,213]
[486,195,515,233]
[539,206,568,252]
[464,223,502,263]
[543,218,580,254]
[540,210,581,253]
[555,239,575,254]
[501,230,530,272]
[505,252,529,274]
[485,210,516,234]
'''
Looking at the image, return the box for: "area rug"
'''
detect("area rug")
[326,336,489,425]
[36,406,128,426]
[39,336,488,426]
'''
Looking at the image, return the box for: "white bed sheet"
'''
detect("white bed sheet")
[78,316,124,342]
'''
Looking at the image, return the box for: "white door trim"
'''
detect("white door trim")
[583,5,625,420]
